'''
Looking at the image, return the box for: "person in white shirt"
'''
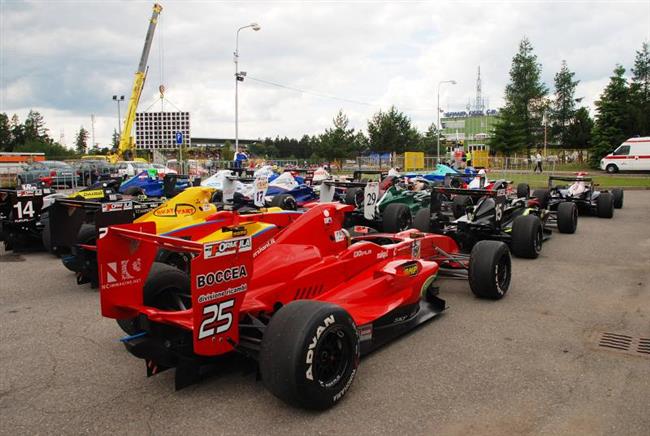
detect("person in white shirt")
[534,151,543,173]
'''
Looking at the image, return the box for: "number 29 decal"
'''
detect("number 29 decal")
[198,299,235,340]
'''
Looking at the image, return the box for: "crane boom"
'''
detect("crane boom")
[117,3,163,161]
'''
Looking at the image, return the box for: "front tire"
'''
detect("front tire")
[516,183,530,199]
[605,164,618,174]
[511,215,543,259]
[260,300,360,410]
[556,202,578,234]
[468,241,511,299]
[597,192,614,218]
[611,188,624,209]
[382,203,412,233]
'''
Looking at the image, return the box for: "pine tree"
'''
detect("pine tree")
[0,113,11,152]
[317,110,357,162]
[565,107,594,150]
[24,110,49,142]
[367,106,421,153]
[75,126,90,154]
[491,38,549,155]
[590,65,631,165]
[551,60,579,147]
[629,42,650,136]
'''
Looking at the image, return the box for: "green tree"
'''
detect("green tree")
[367,106,421,153]
[0,113,11,152]
[565,107,593,149]
[419,123,440,154]
[316,110,357,162]
[221,140,234,161]
[590,65,631,165]
[630,42,650,136]
[24,110,49,142]
[492,37,549,155]
[111,129,120,151]
[75,126,89,154]
[10,114,24,151]
[551,60,580,147]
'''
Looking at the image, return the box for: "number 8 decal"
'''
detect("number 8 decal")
[198,299,235,340]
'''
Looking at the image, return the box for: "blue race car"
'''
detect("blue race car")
[119,171,191,198]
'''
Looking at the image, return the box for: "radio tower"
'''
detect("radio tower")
[475,66,484,112]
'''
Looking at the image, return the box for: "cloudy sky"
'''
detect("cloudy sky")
[1,0,649,148]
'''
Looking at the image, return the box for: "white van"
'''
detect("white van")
[600,137,650,173]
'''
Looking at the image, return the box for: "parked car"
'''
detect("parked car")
[600,137,650,173]
[17,160,75,187]
[116,161,152,178]
[73,160,113,186]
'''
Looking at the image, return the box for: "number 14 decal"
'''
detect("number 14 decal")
[198,299,235,340]
[13,201,34,220]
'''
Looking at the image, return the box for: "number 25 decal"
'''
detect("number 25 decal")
[13,200,34,220]
[198,299,235,340]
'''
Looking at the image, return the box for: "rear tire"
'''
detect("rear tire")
[344,187,363,208]
[597,192,614,218]
[117,262,191,335]
[556,202,578,234]
[413,208,431,232]
[511,215,543,259]
[260,300,359,410]
[468,241,511,299]
[452,195,471,219]
[382,203,412,233]
[41,210,52,252]
[611,188,624,209]
[270,194,297,210]
[516,183,530,199]
[531,189,550,209]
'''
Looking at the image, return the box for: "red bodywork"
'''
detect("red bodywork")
[98,203,461,357]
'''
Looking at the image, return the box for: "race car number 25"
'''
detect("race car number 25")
[198,299,235,340]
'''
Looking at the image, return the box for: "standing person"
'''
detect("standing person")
[466,149,472,168]
[534,150,543,173]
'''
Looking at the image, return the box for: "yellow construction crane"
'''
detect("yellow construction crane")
[86,3,162,163]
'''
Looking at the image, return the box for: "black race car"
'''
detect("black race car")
[531,175,623,219]
[0,185,54,251]
[413,182,578,259]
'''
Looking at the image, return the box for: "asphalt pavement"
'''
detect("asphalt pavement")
[1,192,649,435]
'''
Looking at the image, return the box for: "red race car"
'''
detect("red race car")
[98,202,512,410]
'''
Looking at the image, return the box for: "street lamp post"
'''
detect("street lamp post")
[112,95,125,141]
[436,80,457,164]
[234,23,261,155]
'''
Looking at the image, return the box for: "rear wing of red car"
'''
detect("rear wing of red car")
[97,222,254,357]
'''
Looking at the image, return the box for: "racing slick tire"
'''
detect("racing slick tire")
[468,241,511,300]
[344,187,364,208]
[117,262,191,335]
[516,183,530,199]
[597,192,614,218]
[260,300,360,410]
[123,186,145,196]
[382,203,412,233]
[41,210,52,252]
[531,189,550,209]
[511,215,543,259]
[210,190,223,203]
[270,194,298,211]
[452,195,471,219]
[556,202,578,234]
[413,208,432,232]
[611,188,624,209]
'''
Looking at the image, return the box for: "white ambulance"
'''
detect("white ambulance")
[600,137,650,173]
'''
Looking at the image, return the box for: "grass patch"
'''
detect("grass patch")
[504,173,650,189]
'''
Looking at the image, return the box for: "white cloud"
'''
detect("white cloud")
[1,0,649,147]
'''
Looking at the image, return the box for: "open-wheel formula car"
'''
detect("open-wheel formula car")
[0,185,55,251]
[321,173,433,233]
[97,202,512,410]
[532,175,622,219]
[413,184,578,259]
[119,171,192,198]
